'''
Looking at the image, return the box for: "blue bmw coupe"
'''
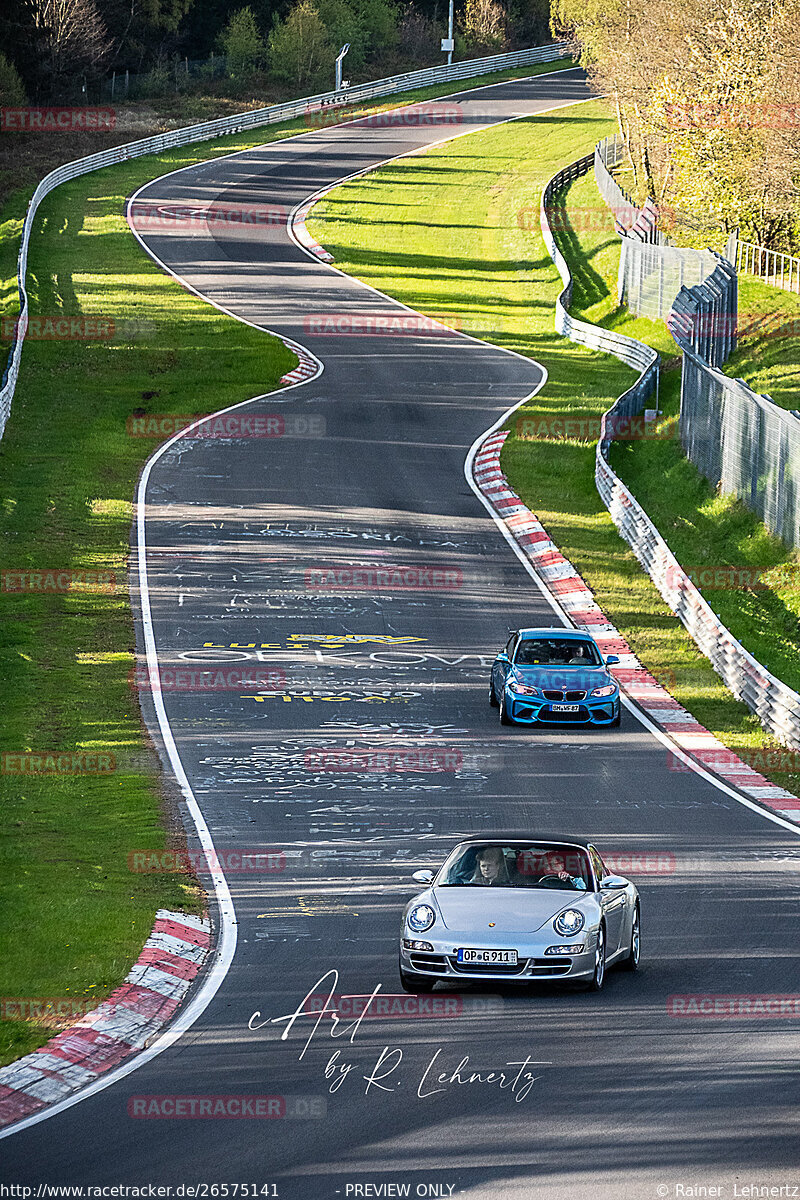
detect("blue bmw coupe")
[489,627,621,727]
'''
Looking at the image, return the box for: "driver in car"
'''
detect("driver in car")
[471,846,512,886]
[568,643,592,665]
[543,851,587,890]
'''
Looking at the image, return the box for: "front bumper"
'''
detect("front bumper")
[400,934,598,983]
[504,692,619,725]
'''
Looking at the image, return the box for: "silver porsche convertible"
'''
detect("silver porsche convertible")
[399,838,640,992]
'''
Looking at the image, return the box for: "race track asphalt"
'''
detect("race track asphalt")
[3,66,800,1200]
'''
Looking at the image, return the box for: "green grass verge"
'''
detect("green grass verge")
[307,98,800,800]
[559,168,800,696]
[0,56,576,1070]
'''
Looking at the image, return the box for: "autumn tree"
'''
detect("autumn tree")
[460,0,507,47]
[552,0,800,249]
[27,0,112,95]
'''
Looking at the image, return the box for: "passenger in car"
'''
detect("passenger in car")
[470,846,512,886]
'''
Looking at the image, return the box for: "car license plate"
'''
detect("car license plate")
[551,703,580,712]
[456,947,518,965]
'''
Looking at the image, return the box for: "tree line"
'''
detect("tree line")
[552,0,800,251]
[1,0,550,102]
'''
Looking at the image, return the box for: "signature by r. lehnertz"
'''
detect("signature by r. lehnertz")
[249,969,550,1102]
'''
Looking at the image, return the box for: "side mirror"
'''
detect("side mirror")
[605,655,620,665]
[496,651,509,662]
[412,869,435,885]
[600,874,627,891]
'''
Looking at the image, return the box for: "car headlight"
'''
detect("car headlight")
[553,908,585,936]
[591,683,617,697]
[407,903,436,932]
[508,681,541,696]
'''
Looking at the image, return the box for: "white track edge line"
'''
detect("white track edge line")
[464,406,800,838]
[9,71,780,1139]
[1,66,578,1140]
[0,234,329,1152]
[285,99,800,834]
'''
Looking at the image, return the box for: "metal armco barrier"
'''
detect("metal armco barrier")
[596,452,800,749]
[0,42,569,442]
[540,153,660,458]
[540,151,800,750]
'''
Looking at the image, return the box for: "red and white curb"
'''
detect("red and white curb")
[280,347,319,386]
[473,429,800,824]
[290,199,334,263]
[0,911,210,1129]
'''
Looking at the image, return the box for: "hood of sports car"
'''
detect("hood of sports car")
[509,665,612,691]
[431,887,589,933]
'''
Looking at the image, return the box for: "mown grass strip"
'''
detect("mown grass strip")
[307,99,800,799]
[0,58,577,1071]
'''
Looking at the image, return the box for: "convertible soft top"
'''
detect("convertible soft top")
[453,835,594,850]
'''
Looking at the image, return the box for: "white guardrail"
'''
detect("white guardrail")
[736,237,800,295]
[540,152,800,750]
[0,42,569,441]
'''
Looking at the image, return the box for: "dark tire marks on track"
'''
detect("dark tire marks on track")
[4,68,800,1199]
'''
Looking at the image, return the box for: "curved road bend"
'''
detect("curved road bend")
[4,67,800,1199]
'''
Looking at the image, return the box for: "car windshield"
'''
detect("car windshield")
[437,844,592,890]
[514,639,601,667]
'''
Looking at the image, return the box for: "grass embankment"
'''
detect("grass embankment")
[307,99,800,799]
[561,168,800,696]
[0,118,300,1070]
[0,57,576,1069]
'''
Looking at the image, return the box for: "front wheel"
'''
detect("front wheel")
[489,680,499,708]
[610,704,621,728]
[620,904,640,971]
[499,692,514,726]
[586,924,606,992]
[399,965,436,993]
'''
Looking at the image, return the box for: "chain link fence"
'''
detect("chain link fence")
[667,256,738,369]
[595,134,736,320]
[541,148,800,749]
[666,217,800,548]
[678,351,800,550]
